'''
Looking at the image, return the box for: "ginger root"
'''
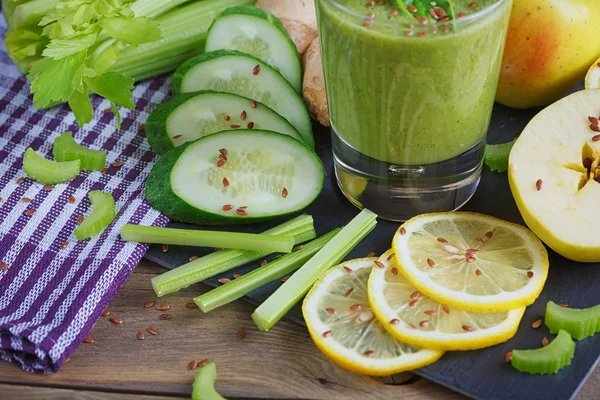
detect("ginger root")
[302,37,329,127]
[256,0,318,55]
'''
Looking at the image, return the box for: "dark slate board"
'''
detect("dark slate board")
[144,89,600,400]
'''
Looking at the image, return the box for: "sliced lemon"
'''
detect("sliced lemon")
[391,212,549,312]
[302,258,444,376]
[585,57,600,89]
[369,250,526,351]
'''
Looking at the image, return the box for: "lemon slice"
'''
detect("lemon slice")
[585,57,600,89]
[369,250,526,351]
[391,212,549,312]
[302,258,444,376]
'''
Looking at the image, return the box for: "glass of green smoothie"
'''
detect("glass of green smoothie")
[316,0,512,221]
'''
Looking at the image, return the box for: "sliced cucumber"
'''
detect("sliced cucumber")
[545,301,600,340]
[205,6,301,93]
[145,130,324,225]
[191,362,225,400]
[53,131,107,171]
[511,330,575,375]
[22,147,81,185]
[172,50,314,148]
[74,191,117,240]
[146,91,304,155]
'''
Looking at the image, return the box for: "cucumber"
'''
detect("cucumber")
[172,50,314,148]
[145,130,325,225]
[146,91,305,155]
[205,6,301,94]
[22,148,81,185]
[53,131,107,171]
[74,191,117,240]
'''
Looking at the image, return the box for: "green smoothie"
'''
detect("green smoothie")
[316,0,511,165]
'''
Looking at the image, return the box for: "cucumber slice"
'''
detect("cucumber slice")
[172,50,314,148]
[145,130,325,225]
[205,6,301,94]
[545,301,600,340]
[146,91,304,155]
[74,191,117,240]
[511,330,575,375]
[22,148,81,185]
[53,131,107,171]
[191,362,225,400]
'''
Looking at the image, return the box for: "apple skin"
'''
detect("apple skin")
[496,0,600,109]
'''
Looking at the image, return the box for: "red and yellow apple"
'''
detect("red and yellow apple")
[496,0,600,109]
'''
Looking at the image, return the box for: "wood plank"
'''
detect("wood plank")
[0,260,596,399]
[0,384,179,400]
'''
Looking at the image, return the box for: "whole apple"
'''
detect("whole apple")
[496,0,600,109]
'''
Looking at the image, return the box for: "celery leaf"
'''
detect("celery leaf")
[29,51,86,108]
[68,88,95,127]
[99,16,162,45]
[42,34,98,60]
[85,71,135,109]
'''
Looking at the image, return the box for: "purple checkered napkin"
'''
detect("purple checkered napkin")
[0,16,170,373]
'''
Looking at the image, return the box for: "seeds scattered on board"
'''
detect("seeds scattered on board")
[198,359,209,368]
[218,278,231,285]
[159,313,173,320]
[237,329,245,340]
[505,351,513,363]
[144,300,156,309]
[137,331,146,340]
[101,310,110,317]
[189,256,199,262]
[535,179,543,191]
[542,337,549,347]
[147,326,159,335]
[24,209,36,216]
[233,274,242,279]
[186,302,198,309]
[253,65,261,75]
[532,319,543,329]
[59,241,69,249]
[83,337,94,344]
[156,304,170,311]
[162,244,169,253]
[281,275,291,282]
[109,317,123,325]
[188,360,198,370]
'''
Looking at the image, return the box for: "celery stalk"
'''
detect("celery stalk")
[194,229,341,313]
[120,225,295,253]
[130,0,195,18]
[151,215,316,297]
[108,0,256,81]
[9,0,58,30]
[251,209,378,332]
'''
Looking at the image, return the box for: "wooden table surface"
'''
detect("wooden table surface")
[0,260,599,400]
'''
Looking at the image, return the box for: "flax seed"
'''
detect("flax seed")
[237,329,245,340]
[240,110,247,121]
[345,288,354,297]
[387,253,395,261]
[350,304,362,312]
[186,302,198,309]
[59,241,69,249]
[236,208,248,216]
[325,308,336,315]
[44,185,54,191]
[147,326,159,335]
[247,122,255,129]
[443,305,450,314]
[364,350,375,357]
[542,337,549,347]
[367,252,376,257]
[17,177,25,185]
[253,65,261,75]
[400,227,407,235]
[159,313,172,320]
[101,310,110,317]
[437,238,448,244]
[427,258,435,267]
[343,266,353,273]
[101,167,109,174]
[505,351,512,363]
[558,303,569,307]
[22,197,31,203]
[407,5,417,12]
[0,262,7,271]
[409,299,418,307]
[532,319,543,329]
[260,260,268,266]
[83,337,94,344]
[476,238,484,244]
[527,271,534,279]
[189,360,198,370]
[218,278,231,284]
[222,177,230,188]
[323,330,332,337]
[144,300,155,308]
[104,108,111,114]
[366,0,374,7]
[138,124,146,132]
[250,100,257,108]
[468,1,477,8]
[198,359,209,368]
[457,12,467,18]
[222,204,234,211]
[409,323,417,329]
[282,188,288,198]
[161,244,169,253]
[536,179,543,191]
[233,274,242,279]
[475,269,482,276]
[390,319,400,325]
[419,321,430,328]
[156,304,170,311]
[371,261,383,269]
[281,275,290,282]
[67,195,76,203]
[109,317,123,325]
[391,9,399,16]
[189,256,199,262]
[592,134,600,141]
[112,161,124,167]
[589,116,599,125]
[76,215,84,224]
[216,160,225,168]
[172,135,183,140]
[24,209,36,216]
[410,291,420,300]
[462,325,473,332]
[293,245,303,252]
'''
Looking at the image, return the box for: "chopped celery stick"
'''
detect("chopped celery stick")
[252,209,377,332]
[22,147,80,185]
[192,362,225,400]
[195,229,341,313]
[511,330,575,375]
[545,301,600,340]
[74,191,116,240]
[120,225,295,253]
[485,139,516,173]
[151,215,316,297]
[53,132,106,171]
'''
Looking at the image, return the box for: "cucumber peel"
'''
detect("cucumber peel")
[74,191,117,240]
[192,362,225,400]
[23,147,81,185]
[545,301,600,340]
[485,139,516,173]
[145,130,324,225]
[172,50,314,148]
[145,91,304,155]
[53,131,107,171]
[511,330,575,375]
[206,6,301,93]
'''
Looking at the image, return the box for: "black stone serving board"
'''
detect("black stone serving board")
[145,87,600,400]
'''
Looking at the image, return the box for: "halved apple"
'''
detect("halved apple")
[509,90,600,262]
[585,57,600,90]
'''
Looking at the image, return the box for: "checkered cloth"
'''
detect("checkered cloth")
[0,15,170,373]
